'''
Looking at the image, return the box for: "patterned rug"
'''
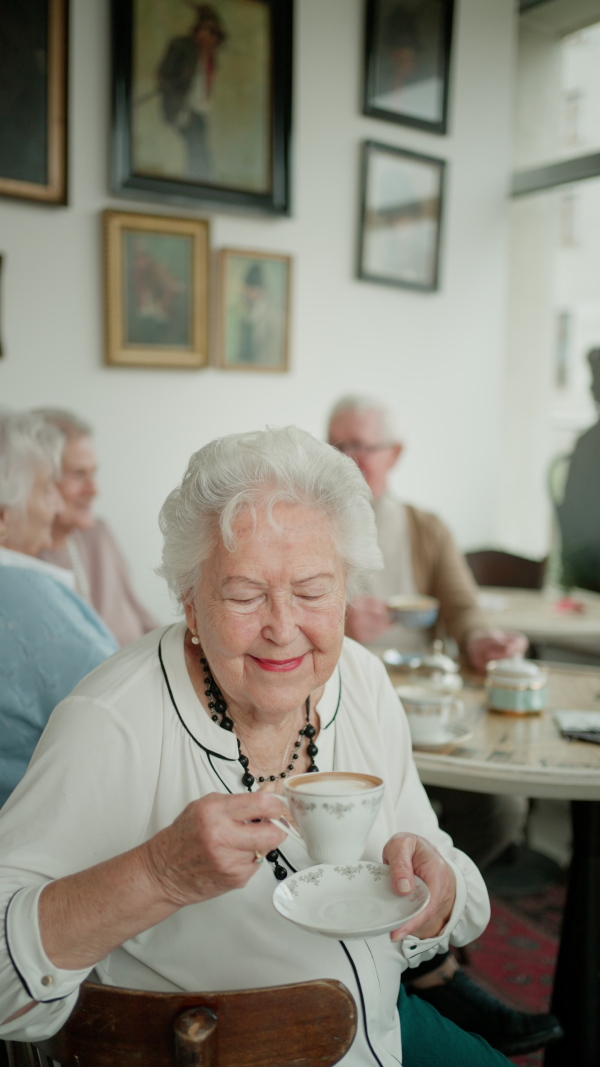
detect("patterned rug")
[464,882,567,1066]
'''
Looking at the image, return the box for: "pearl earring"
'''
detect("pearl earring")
[191,634,201,645]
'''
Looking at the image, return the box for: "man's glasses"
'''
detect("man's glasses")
[333,442,393,456]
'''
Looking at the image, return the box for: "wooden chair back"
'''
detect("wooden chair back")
[5,979,357,1067]
[465,549,546,590]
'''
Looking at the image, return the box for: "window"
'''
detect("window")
[498,0,600,557]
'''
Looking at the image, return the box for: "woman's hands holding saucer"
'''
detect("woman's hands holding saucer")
[383,833,456,941]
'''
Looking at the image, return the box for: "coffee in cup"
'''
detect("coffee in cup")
[272,771,384,864]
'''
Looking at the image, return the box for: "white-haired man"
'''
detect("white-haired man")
[327,395,526,671]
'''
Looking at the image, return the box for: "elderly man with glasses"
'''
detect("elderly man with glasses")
[327,395,525,673]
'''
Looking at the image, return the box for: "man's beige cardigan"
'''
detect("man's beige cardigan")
[406,505,486,650]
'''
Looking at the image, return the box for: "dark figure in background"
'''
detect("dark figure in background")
[236,262,282,366]
[156,4,227,181]
[378,6,420,96]
[559,348,600,593]
[127,238,187,347]
[371,0,444,123]
[238,262,264,362]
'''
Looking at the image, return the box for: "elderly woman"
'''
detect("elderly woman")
[36,408,158,647]
[0,428,509,1066]
[0,410,119,808]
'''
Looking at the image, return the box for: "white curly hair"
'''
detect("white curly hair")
[157,425,383,604]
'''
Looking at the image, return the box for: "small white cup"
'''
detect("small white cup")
[396,685,463,746]
[272,771,384,864]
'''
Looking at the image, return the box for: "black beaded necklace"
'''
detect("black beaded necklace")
[199,652,319,881]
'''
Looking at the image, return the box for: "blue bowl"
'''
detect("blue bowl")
[386,596,439,631]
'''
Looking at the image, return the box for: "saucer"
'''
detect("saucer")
[410,722,473,751]
[272,862,429,940]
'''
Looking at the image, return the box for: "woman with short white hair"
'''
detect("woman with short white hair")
[0,427,508,1067]
[0,409,118,807]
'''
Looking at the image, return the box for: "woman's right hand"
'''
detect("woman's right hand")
[143,791,288,908]
[38,791,288,972]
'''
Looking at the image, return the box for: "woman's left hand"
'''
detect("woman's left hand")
[382,833,456,942]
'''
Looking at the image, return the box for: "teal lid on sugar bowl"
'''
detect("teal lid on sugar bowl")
[484,657,548,715]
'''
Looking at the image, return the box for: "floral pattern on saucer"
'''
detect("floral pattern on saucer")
[273,862,430,939]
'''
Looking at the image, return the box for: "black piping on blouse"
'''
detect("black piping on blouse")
[158,631,342,756]
[5,890,73,1004]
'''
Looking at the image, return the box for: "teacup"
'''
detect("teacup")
[396,685,463,745]
[386,595,439,630]
[272,771,384,864]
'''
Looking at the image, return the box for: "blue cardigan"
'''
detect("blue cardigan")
[0,566,119,808]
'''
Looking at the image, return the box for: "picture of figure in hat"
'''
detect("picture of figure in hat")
[220,251,291,371]
[131,0,273,195]
[156,4,227,181]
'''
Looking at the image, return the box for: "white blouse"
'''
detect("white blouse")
[0,625,489,1066]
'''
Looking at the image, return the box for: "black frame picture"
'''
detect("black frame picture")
[111,0,293,216]
[363,0,454,135]
[0,0,69,205]
[358,141,445,292]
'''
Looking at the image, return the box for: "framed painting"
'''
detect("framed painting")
[218,248,291,371]
[363,0,454,134]
[103,210,209,369]
[111,0,293,215]
[358,141,445,292]
[0,0,69,204]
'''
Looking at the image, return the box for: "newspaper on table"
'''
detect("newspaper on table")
[554,710,600,744]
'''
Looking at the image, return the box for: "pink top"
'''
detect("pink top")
[40,519,158,647]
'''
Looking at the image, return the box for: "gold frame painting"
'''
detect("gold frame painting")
[103,210,209,369]
[0,0,69,205]
[217,248,291,372]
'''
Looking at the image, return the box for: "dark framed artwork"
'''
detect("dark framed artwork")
[218,248,291,371]
[111,0,293,215]
[363,0,454,134]
[103,210,209,369]
[0,0,69,204]
[358,141,445,292]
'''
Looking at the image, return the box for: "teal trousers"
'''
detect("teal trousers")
[399,986,512,1066]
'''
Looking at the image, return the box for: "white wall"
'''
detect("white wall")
[0,0,516,622]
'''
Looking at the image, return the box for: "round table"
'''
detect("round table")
[387,661,600,1067]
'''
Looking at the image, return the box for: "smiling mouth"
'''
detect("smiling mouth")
[249,654,307,672]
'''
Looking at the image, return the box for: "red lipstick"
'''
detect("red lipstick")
[250,655,306,672]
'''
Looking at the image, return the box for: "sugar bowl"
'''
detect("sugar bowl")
[485,657,548,715]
